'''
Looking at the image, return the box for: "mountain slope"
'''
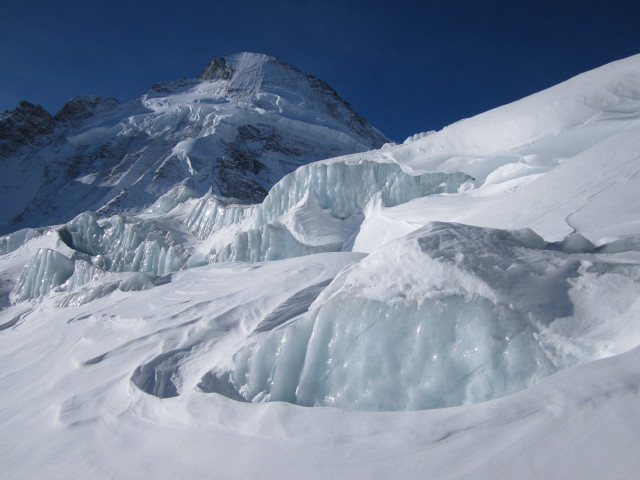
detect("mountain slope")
[0,52,388,234]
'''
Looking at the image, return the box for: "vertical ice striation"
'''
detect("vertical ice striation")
[12,248,75,302]
[0,228,43,255]
[185,159,472,262]
[211,223,336,262]
[58,212,186,276]
[215,222,587,411]
[185,194,254,238]
[255,160,469,222]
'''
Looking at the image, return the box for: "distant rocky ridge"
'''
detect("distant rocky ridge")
[0,52,388,234]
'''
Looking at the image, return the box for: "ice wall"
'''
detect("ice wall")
[0,228,43,255]
[59,212,185,276]
[186,160,472,262]
[10,211,186,303]
[213,222,600,411]
[12,248,75,302]
[185,195,253,238]
[13,159,470,303]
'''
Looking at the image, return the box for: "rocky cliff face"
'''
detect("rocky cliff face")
[0,101,55,157]
[0,52,388,234]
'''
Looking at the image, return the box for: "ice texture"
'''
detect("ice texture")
[59,212,185,276]
[218,222,595,411]
[9,211,185,303]
[186,159,471,262]
[0,228,43,255]
[12,248,75,301]
[185,195,253,238]
[57,271,155,307]
[147,185,199,214]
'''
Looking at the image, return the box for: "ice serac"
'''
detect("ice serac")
[187,159,472,262]
[58,211,185,276]
[215,222,639,411]
[12,248,75,302]
[0,52,389,234]
[0,228,43,255]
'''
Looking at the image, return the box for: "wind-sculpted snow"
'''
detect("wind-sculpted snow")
[3,55,640,480]
[212,222,639,411]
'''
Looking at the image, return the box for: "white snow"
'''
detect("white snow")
[2,54,640,479]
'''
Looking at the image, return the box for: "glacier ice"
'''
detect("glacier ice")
[147,185,199,214]
[57,271,156,307]
[186,159,471,262]
[12,248,75,302]
[11,211,185,303]
[0,228,43,255]
[211,222,607,411]
[58,211,185,276]
[13,156,470,305]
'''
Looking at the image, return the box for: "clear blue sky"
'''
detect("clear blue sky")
[2,0,640,142]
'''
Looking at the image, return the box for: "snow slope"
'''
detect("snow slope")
[2,54,640,478]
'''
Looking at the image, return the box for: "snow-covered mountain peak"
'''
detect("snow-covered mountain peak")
[198,56,234,81]
[53,95,121,125]
[0,53,388,234]
[0,100,55,157]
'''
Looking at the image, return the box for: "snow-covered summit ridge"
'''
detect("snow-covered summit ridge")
[353,54,640,249]
[0,52,388,235]
[399,53,640,164]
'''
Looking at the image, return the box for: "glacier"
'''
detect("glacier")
[8,158,470,303]
[1,54,640,479]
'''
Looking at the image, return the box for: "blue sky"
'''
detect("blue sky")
[2,0,640,141]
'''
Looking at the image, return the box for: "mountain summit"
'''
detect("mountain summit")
[0,52,388,234]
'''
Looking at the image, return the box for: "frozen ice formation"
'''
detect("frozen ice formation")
[8,153,471,306]
[213,222,613,411]
[12,248,75,302]
[0,227,43,255]
[186,159,471,262]
[58,211,185,276]
[57,269,156,307]
[146,185,199,214]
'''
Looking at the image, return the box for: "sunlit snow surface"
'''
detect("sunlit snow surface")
[2,55,640,478]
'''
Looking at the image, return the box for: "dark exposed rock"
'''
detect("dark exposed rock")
[0,101,55,158]
[199,57,233,81]
[54,95,120,124]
